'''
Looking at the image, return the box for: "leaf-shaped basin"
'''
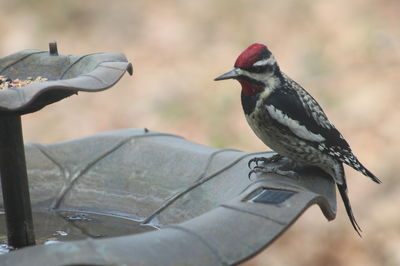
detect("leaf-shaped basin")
[0,129,336,266]
[0,42,132,115]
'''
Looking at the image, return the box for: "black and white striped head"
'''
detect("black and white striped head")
[215,43,281,96]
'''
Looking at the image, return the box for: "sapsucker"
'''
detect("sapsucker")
[215,43,381,236]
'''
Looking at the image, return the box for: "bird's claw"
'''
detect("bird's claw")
[247,155,301,181]
[248,169,256,180]
[248,165,265,179]
[248,154,284,169]
[248,157,260,169]
[248,157,268,169]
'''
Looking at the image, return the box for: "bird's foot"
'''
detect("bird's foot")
[248,165,299,180]
[248,154,301,180]
[248,154,284,168]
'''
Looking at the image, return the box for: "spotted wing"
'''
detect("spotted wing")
[282,73,333,129]
[263,86,350,153]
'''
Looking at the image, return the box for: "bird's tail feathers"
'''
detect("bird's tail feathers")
[341,154,381,184]
[337,180,362,237]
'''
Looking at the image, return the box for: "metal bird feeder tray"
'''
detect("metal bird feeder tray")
[0,41,132,248]
[0,41,132,115]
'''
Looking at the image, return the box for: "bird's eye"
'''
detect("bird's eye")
[249,64,273,73]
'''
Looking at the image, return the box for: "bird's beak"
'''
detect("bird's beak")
[214,68,240,81]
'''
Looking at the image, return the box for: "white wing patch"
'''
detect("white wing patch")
[266,105,326,142]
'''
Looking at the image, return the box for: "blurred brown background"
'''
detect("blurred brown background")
[0,0,399,265]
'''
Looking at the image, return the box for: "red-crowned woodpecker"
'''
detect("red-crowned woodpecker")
[215,43,381,236]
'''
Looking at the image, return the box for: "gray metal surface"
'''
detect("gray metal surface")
[0,129,336,266]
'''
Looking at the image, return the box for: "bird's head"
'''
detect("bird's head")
[215,43,281,96]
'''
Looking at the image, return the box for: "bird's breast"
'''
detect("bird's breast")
[245,108,280,149]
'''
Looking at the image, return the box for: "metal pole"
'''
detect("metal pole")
[0,115,35,248]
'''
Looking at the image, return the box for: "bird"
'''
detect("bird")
[214,43,381,236]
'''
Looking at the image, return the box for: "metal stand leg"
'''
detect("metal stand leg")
[0,115,35,248]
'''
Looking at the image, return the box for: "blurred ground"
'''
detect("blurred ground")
[0,0,399,265]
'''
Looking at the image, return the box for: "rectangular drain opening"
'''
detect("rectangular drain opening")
[245,187,296,205]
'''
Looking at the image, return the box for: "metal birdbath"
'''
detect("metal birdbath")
[0,43,337,265]
[0,41,132,249]
[0,129,337,265]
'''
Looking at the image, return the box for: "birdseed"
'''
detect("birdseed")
[0,75,48,90]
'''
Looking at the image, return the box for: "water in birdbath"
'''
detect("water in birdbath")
[0,210,156,255]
